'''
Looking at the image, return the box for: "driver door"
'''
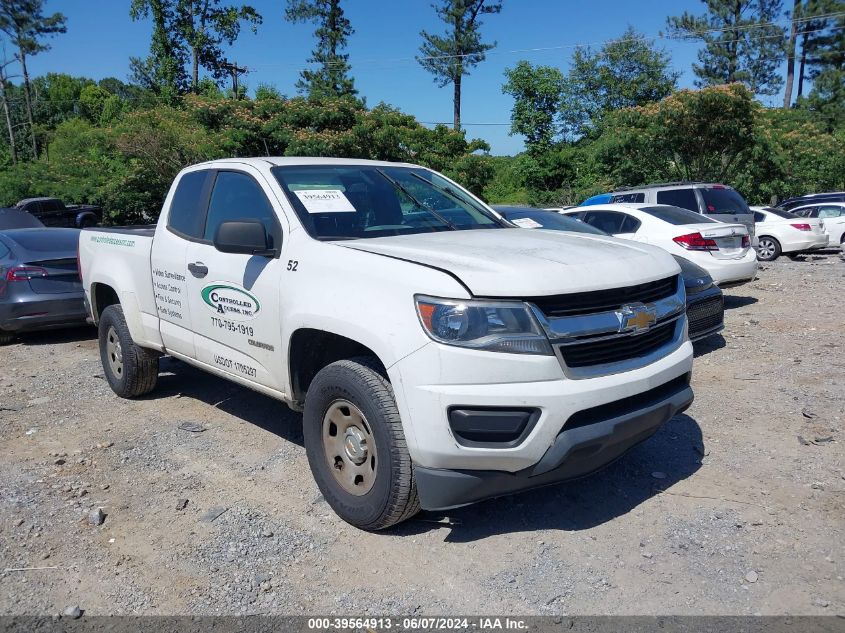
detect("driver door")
[184,168,287,392]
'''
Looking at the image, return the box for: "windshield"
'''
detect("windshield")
[700,187,751,214]
[272,165,504,240]
[641,205,716,225]
[762,207,799,219]
[500,208,607,235]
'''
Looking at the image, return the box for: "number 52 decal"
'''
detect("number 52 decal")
[287,260,298,271]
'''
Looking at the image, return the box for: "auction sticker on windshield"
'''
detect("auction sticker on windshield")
[294,189,356,213]
[201,283,260,320]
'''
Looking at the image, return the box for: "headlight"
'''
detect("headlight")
[415,295,552,355]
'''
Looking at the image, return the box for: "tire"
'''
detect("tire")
[756,236,781,261]
[0,329,15,345]
[98,304,159,398]
[303,357,420,530]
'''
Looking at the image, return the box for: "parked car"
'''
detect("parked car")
[788,202,845,247]
[579,193,612,206]
[0,207,45,230]
[494,206,724,342]
[0,227,88,344]
[609,182,756,243]
[79,158,695,529]
[777,192,845,212]
[750,206,829,261]
[15,197,101,228]
[563,204,757,287]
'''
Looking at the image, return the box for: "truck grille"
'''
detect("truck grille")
[558,321,677,368]
[688,294,724,340]
[528,275,679,317]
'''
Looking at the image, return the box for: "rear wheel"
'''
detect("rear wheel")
[0,329,15,345]
[98,305,159,398]
[756,236,781,261]
[303,357,419,530]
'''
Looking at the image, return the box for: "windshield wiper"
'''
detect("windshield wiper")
[408,172,506,227]
[376,169,459,231]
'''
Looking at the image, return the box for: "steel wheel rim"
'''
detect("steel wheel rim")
[758,239,775,259]
[106,326,124,378]
[322,399,377,496]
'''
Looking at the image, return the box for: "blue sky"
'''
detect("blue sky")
[22,0,792,155]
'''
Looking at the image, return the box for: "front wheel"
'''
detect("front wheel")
[98,305,159,398]
[756,236,781,261]
[303,357,419,530]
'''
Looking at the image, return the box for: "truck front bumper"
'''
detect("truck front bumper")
[390,334,694,510]
[414,373,692,510]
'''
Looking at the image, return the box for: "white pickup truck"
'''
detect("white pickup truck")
[79,157,694,530]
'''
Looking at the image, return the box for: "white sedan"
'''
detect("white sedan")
[788,202,845,248]
[750,206,829,261]
[563,204,758,287]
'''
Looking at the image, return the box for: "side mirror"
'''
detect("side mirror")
[213,220,276,256]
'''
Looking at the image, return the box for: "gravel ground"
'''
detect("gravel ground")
[0,250,843,617]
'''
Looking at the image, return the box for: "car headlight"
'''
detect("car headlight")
[415,295,552,355]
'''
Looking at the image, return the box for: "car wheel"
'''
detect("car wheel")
[303,357,420,530]
[756,236,781,261]
[98,305,159,398]
[0,329,15,345]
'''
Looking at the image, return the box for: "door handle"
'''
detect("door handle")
[188,262,208,278]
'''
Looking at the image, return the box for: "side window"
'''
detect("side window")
[204,171,279,244]
[793,207,812,217]
[583,211,625,234]
[0,241,9,259]
[656,189,699,212]
[619,214,641,233]
[610,193,645,203]
[818,206,843,219]
[753,212,766,223]
[168,170,212,239]
[46,200,61,212]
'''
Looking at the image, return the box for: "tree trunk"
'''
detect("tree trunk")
[18,47,36,158]
[797,29,809,98]
[728,0,741,82]
[783,0,801,107]
[453,76,461,130]
[192,46,199,93]
[0,70,16,164]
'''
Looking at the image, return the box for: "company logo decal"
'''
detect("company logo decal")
[201,284,260,321]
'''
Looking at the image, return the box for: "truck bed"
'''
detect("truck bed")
[78,226,162,350]
[82,225,156,238]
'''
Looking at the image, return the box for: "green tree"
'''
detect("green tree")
[130,0,189,102]
[561,27,679,136]
[667,0,786,96]
[0,51,16,163]
[176,0,261,93]
[418,0,502,130]
[285,0,356,99]
[592,84,758,186]
[502,61,565,153]
[799,0,844,128]
[0,0,66,157]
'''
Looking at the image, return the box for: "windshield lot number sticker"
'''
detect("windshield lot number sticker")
[294,189,356,213]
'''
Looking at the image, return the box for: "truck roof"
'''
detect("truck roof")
[189,157,423,170]
[16,197,60,205]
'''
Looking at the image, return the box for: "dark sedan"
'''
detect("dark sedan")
[492,206,725,342]
[0,228,89,344]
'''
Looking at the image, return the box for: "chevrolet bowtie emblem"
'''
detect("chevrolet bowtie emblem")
[619,304,657,333]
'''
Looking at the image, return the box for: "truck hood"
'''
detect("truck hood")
[341,229,680,297]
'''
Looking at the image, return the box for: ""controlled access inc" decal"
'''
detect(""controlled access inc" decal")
[201,283,260,321]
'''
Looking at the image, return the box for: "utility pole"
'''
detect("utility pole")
[221,61,248,99]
